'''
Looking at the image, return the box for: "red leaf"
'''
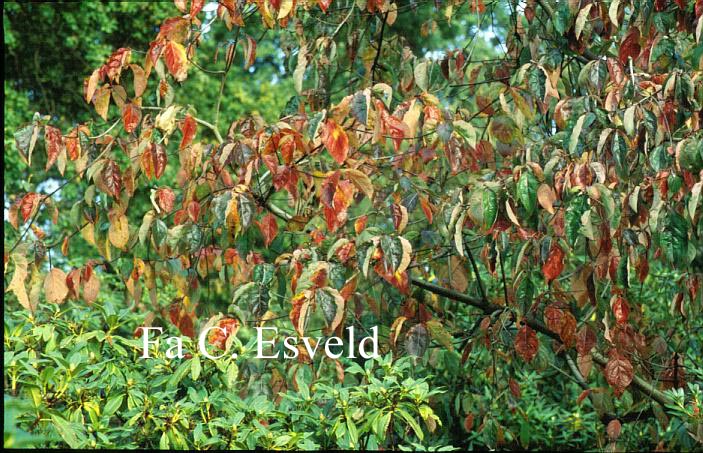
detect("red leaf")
[514,325,539,362]
[122,102,141,134]
[318,0,333,13]
[179,115,197,149]
[44,125,63,171]
[256,213,279,248]
[604,350,634,397]
[576,389,591,405]
[612,296,630,324]
[619,28,641,66]
[169,301,195,338]
[542,243,565,284]
[321,119,349,165]
[156,187,176,213]
[19,193,41,223]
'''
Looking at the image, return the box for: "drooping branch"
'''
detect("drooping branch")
[409,277,674,408]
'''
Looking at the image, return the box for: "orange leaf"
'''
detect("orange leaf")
[164,40,189,82]
[322,120,349,165]
[122,102,141,134]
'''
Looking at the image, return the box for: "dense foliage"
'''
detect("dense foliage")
[4,0,703,450]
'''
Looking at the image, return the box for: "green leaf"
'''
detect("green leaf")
[51,415,84,448]
[395,408,424,440]
[517,170,538,216]
[482,188,498,230]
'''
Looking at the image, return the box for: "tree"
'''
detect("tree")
[5,0,703,450]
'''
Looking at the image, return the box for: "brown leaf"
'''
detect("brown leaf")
[604,351,634,397]
[576,325,597,355]
[514,325,539,362]
[509,378,521,399]
[607,419,622,441]
[93,84,111,120]
[463,413,475,432]
[44,268,69,303]
[83,270,100,304]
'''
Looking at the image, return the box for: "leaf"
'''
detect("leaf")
[83,271,100,304]
[514,325,538,362]
[405,324,428,357]
[576,325,597,355]
[293,45,308,94]
[256,213,278,248]
[426,319,454,351]
[6,250,34,311]
[130,64,147,97]
[155,187,176,213]
[517,170,538,216]
[321,119,349,164]
[163,40,189,82]
[317,287,345,334]
[122,102,141,134]
[179,115,197,149]
[619,28,641,65]
[448,255,468,292]
[342,168,374,201]
[19,192,41,223]
[101,160,122,198]
[607,419,622,441]
[537,184,557,214]
[574,4,593,40]
[141,143,168,180]
[51,415,83,449]
[44,125,64,171]
[108,212,130,249]
[44,268,69,304]
[93,85,111,120]
[605,352,633,397]
[242,34,257,70]
[480,188,498,230]
[391,203,408,233]
[542,243,565,284]
[414,59,430,91]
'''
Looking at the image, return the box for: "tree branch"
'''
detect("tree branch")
[409,277,674,408]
